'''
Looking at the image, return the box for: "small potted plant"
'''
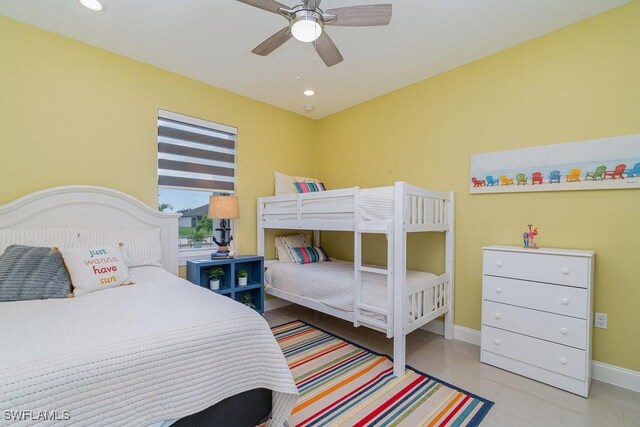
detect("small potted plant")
[188,229,207,248]
[242,293,256,310]
[237,270,249,286]
[207,267,225,290]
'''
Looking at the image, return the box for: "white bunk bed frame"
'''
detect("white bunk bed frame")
[257,181,455,377]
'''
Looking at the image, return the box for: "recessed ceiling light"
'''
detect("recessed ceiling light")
[78,0,103,11]
[304,89,315,97]
[303,106,314,113]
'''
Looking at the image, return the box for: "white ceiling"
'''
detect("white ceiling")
[0,0,629,119]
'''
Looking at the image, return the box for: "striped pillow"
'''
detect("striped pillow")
[0,245,73,301]
[291,247,330,264]
[279,234,311,263]
[78,228,163,267]
[0,228,80,255]
[274,171,321,195]
[293,181,326,193]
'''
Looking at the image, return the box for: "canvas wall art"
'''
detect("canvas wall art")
[470,133,640,194]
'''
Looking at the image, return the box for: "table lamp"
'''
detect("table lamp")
[208,195,239,258]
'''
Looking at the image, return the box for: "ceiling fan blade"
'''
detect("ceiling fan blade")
[236,0,289,14]
[314,32,343,67]
[252,27,292,56]
[325,4,392,26]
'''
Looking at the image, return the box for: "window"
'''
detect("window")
[157,110,237,255]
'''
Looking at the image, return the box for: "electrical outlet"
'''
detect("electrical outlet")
[594,312,608,329]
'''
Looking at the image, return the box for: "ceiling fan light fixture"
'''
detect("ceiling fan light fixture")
[304,89,315,96]
[77,0,103,11]
[290,10,323,43]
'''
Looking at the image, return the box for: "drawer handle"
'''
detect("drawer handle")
[495,287,503,294]
[494,313,502,319]
[561,267,570,275]
[560,297,569,305]
[494,338,501,345]
[559,357,568,365]
[560,328,568,335]
[495,261,503,268]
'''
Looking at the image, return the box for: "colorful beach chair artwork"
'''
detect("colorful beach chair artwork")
[604,164,626,179]
[625,163,640,178]
[566,168,581,182]
[500,175,514,185]
[471,177,486,187]
[486,176,500,186]
[516,173,527,185]
[531,172,543,185]
[549,170,561,183]
[585,166,606,180]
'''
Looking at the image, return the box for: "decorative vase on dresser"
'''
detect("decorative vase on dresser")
[481,245,595,397]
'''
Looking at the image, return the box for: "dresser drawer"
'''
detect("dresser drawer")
[482,326,587,381]
[483,250,589,287]
[482,301,587,349]
[483,276,588,319]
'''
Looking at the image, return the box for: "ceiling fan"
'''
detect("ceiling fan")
[237,0,392,67]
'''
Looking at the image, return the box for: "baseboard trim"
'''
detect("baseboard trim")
[264,297,292,312]
[421,322,640,394]
[591,361,640,393]
[420,319,482,346]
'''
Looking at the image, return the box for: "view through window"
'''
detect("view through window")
[157,110,237,251]
[158,188,225,250]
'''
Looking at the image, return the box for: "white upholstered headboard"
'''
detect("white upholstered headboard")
[0,186,181,275]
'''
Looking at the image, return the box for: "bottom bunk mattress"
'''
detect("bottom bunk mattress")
[265,260,437,318]
[0,266,297,427]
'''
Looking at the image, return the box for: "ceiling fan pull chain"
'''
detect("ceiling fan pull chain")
[297,40,300,81]
[313,37,317,63]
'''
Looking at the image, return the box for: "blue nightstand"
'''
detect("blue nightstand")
[186,255,264,314]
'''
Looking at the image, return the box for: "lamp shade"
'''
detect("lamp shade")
[208,196,240,219]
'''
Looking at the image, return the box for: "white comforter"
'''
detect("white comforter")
[0,266,297,426]
[265,260,437,315]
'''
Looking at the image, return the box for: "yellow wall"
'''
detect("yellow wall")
[0,16,315,257]
[315,2,640,371]
[2,2,639,372]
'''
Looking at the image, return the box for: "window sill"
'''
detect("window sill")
[178,248,216,266]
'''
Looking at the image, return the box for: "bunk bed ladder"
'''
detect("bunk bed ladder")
[353,186,393,334]
[353,230,393,334]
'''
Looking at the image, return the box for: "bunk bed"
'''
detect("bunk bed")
[257,181,455,377]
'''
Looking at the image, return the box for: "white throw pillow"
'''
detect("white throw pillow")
[278,234,312,264]
[59,244,133,297]
[0,228,80,255]
[78,228,162,267]
[274,171,321,195]
[274,238,292,262]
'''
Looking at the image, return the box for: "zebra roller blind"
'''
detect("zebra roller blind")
[158,110,237,193]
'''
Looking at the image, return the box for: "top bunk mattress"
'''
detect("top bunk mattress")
[262,186,395,223]
[265,259,437,315]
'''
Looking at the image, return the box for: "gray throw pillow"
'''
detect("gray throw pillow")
[0,245,72,302]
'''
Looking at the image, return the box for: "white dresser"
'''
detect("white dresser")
[481,245,595,397]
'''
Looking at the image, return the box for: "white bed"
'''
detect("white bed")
[0,186,297,426]
[258,181,455,377]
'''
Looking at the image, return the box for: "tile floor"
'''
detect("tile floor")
[264,304,640,427]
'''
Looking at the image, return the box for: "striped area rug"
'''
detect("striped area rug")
[272,320,493,427]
